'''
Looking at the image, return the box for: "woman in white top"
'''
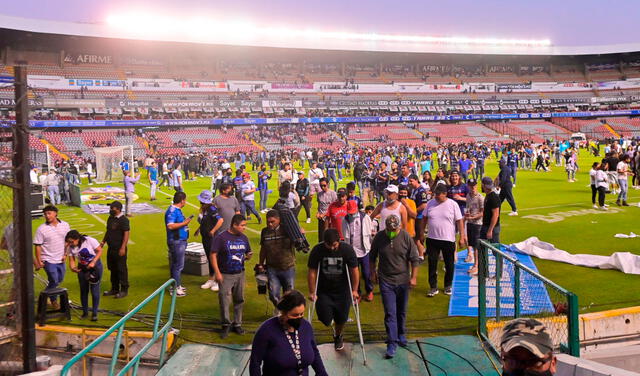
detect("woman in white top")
[595,162,610,210]
[65,230,104,321]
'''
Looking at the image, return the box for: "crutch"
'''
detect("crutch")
[346,266,367,366]
[308,262,320,322]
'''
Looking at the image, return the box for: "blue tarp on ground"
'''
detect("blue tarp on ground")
[448,249,554,317]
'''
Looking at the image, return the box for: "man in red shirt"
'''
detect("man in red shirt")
[324,189,348,240]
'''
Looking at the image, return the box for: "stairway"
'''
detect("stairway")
[39,139,69,160]
[603,123,621,138]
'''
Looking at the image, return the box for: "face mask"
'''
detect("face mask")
[387,231,398,240]
[399,195,407,199]
[287,317,302,330]
[503,369,553,376]
[109,209,117,216]
[386,198,396,205]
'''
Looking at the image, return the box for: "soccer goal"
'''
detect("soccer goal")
[94,145,134,183]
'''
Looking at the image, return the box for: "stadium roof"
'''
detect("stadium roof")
[2,12,640,56]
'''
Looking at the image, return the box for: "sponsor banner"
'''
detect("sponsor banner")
[0,98,44,107]
[270,83,314,90]
[69,79,124,87]
[105,99,163,107]
[20,109,640,128]
[119,56,165,66]
[64,53,113,65]
[496,83,532,90]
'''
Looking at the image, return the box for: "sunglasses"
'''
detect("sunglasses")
[320,184,327,187]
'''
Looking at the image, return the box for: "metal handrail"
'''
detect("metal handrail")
[61,279,178,376]
[477,241,580,357]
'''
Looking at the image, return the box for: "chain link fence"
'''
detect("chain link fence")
[0,123,17,346]
[477,240,580,357]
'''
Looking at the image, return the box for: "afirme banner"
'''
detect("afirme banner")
[12,109,639,128]
[64,53,114,65]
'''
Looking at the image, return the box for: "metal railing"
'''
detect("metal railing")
[477,241,580,357]
[61,279,178,376]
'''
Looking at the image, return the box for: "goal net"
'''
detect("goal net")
[94,146,133,183]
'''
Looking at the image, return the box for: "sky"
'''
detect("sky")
[2,0,639,47]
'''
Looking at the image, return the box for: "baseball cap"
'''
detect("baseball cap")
[467,178,477,186]
[385,214,401,230]
[297,171,304,175]
[109,201,123,210]
[337,188,347,197]
[385,184,399,194]
[481,176,494,188]
[500,318,554,359]
[346,200,358,214]
[197,190,213,204]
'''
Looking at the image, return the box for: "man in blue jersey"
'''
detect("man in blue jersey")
[165,191,192,297]
[148,161,158,201]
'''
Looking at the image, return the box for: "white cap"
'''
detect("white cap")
[385,184,399,194]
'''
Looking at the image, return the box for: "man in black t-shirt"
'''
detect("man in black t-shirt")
[307,229,359,351]
[479,177,501,246]
[101,201,131,298]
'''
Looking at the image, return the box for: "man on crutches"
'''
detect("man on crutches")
[307,229,360,351]
[370,215,421,359]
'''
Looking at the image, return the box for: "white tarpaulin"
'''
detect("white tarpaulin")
[510,237,640,275]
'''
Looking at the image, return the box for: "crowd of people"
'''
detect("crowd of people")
[25,132,640,375]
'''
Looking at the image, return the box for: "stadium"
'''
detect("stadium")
[0,1,639,375]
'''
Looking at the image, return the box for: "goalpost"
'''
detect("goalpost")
[93,145,134,183]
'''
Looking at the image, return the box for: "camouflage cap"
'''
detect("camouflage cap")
[385,214,401,230]
[500,318,553,359]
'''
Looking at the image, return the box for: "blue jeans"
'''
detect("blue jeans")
[618,179,628,201]
[509,164,517,184]
[266,267,295,306]
[78,261,102,315]
[358,254,373,294]
[379,280,410,347]
[327,170,338,191]
[242,200,261,221]
[47,186,60,205]
[44,261,66,302]
[259,189,269,211]
[167,239,187,286]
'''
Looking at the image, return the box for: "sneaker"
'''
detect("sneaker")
[231,325,245,335]
[508,211,518,216]
[306,218,312,224]
[512,184,516,188]
[427,288,439,297]
[201,279,216,289]
[593,204,598,209]
[444,287,453,296]
[622,201,629,207]
[176,287,187,297]
[210,281,220,292]
[334,334,344,351]
[384,343,397,359]
[103,290,118,297]
[220,326,231,339]
[91,313,98,322]
[616,200,621,206]
[80,312,89,319]
[398,336,408,348]
[363,292,374,302]
[600,206,608,211]
[115,291,128,299]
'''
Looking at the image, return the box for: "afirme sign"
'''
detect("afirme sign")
[64,54,113,65]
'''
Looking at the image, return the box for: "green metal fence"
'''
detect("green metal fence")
[61,279,178,376]
[477,240,580,357]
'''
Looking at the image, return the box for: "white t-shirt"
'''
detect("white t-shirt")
[596,170,609,189]
[172,169,182,187]
[69,237,100,266]
[424,198,463,243]
[33,220,71,264]
[617,161,629,180]
[589,169,597,185]
[309,168,324,184]
[241,181,256,201]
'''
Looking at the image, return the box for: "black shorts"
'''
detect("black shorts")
[315,292,351,326]
[466,223,482,249]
